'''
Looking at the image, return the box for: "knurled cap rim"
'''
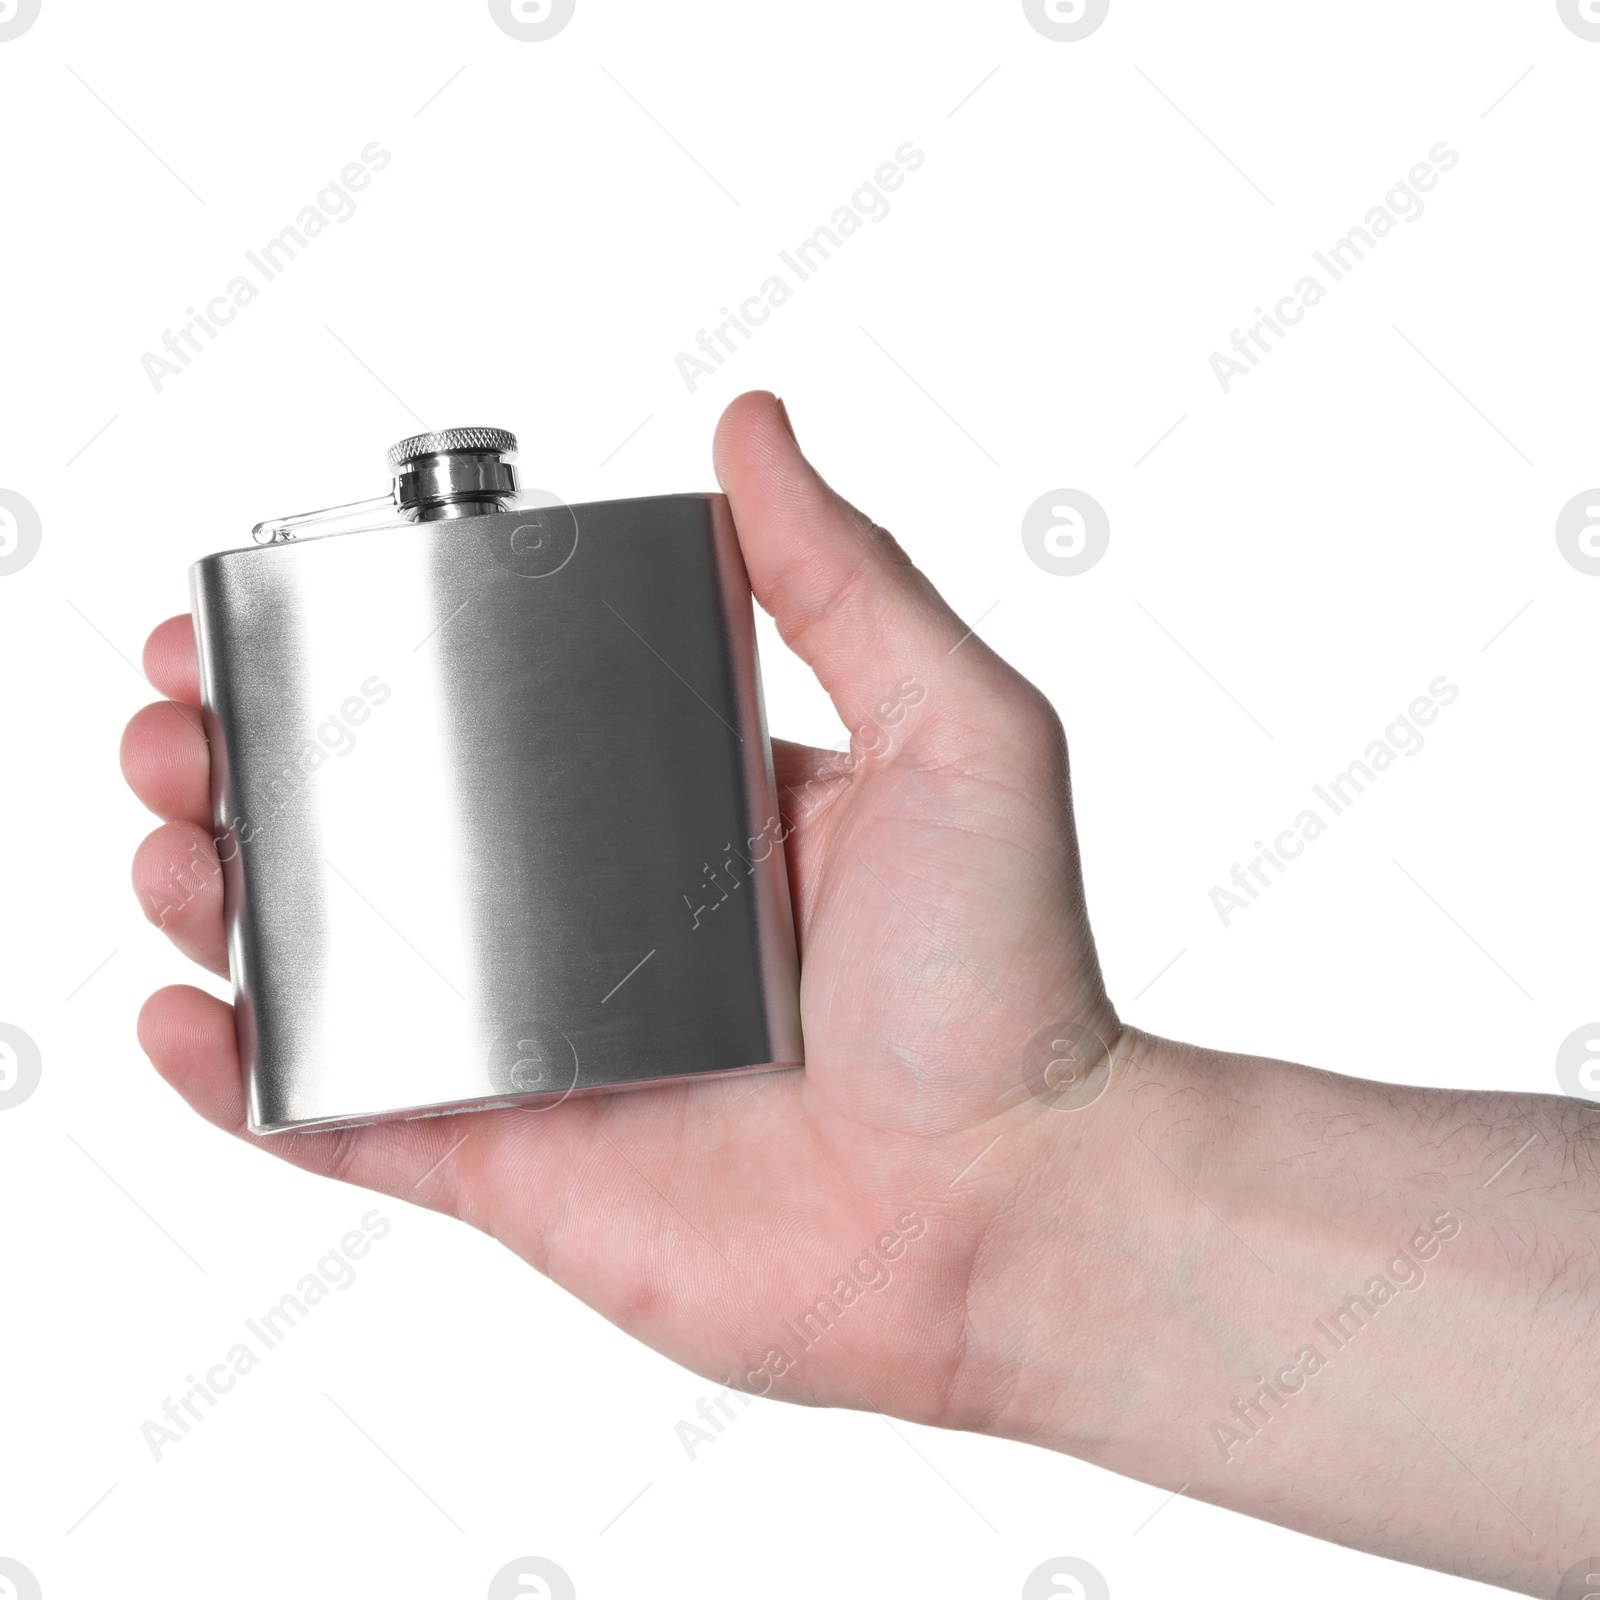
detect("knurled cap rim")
[387,428,518,470]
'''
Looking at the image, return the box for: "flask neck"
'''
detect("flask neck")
[395,449,519,522]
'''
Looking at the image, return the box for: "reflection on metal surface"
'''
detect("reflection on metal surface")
[193,461,802,1134]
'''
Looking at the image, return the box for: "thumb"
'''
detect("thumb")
[712,390,1005,753]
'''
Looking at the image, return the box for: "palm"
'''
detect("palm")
[124,393,1113,1425]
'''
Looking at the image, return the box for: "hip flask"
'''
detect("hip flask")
[190,427,803,1134]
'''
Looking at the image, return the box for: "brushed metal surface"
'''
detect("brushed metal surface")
[191,493,802,1134]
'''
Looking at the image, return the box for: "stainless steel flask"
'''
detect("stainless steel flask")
[190,428,803,1134]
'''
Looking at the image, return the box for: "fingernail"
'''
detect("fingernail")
[776,396,798,445]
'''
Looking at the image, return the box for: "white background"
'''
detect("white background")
[1,1,1596,1596]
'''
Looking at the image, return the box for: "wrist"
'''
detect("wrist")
[942,1024,1227,1455]
[949,1026,1600,1591]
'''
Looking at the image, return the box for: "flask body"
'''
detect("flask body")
[191,493,802,1133]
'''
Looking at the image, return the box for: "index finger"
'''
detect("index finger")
[143,614,200,706]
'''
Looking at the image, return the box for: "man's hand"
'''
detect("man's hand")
[121,391,1600,1594]
[121,390,1123,1424]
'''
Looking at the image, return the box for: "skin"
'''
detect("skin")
[123,392,1598,1595]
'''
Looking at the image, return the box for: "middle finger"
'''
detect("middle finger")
[121,700,210,825]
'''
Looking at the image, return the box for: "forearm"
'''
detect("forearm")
[956,1030,1600,1593]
